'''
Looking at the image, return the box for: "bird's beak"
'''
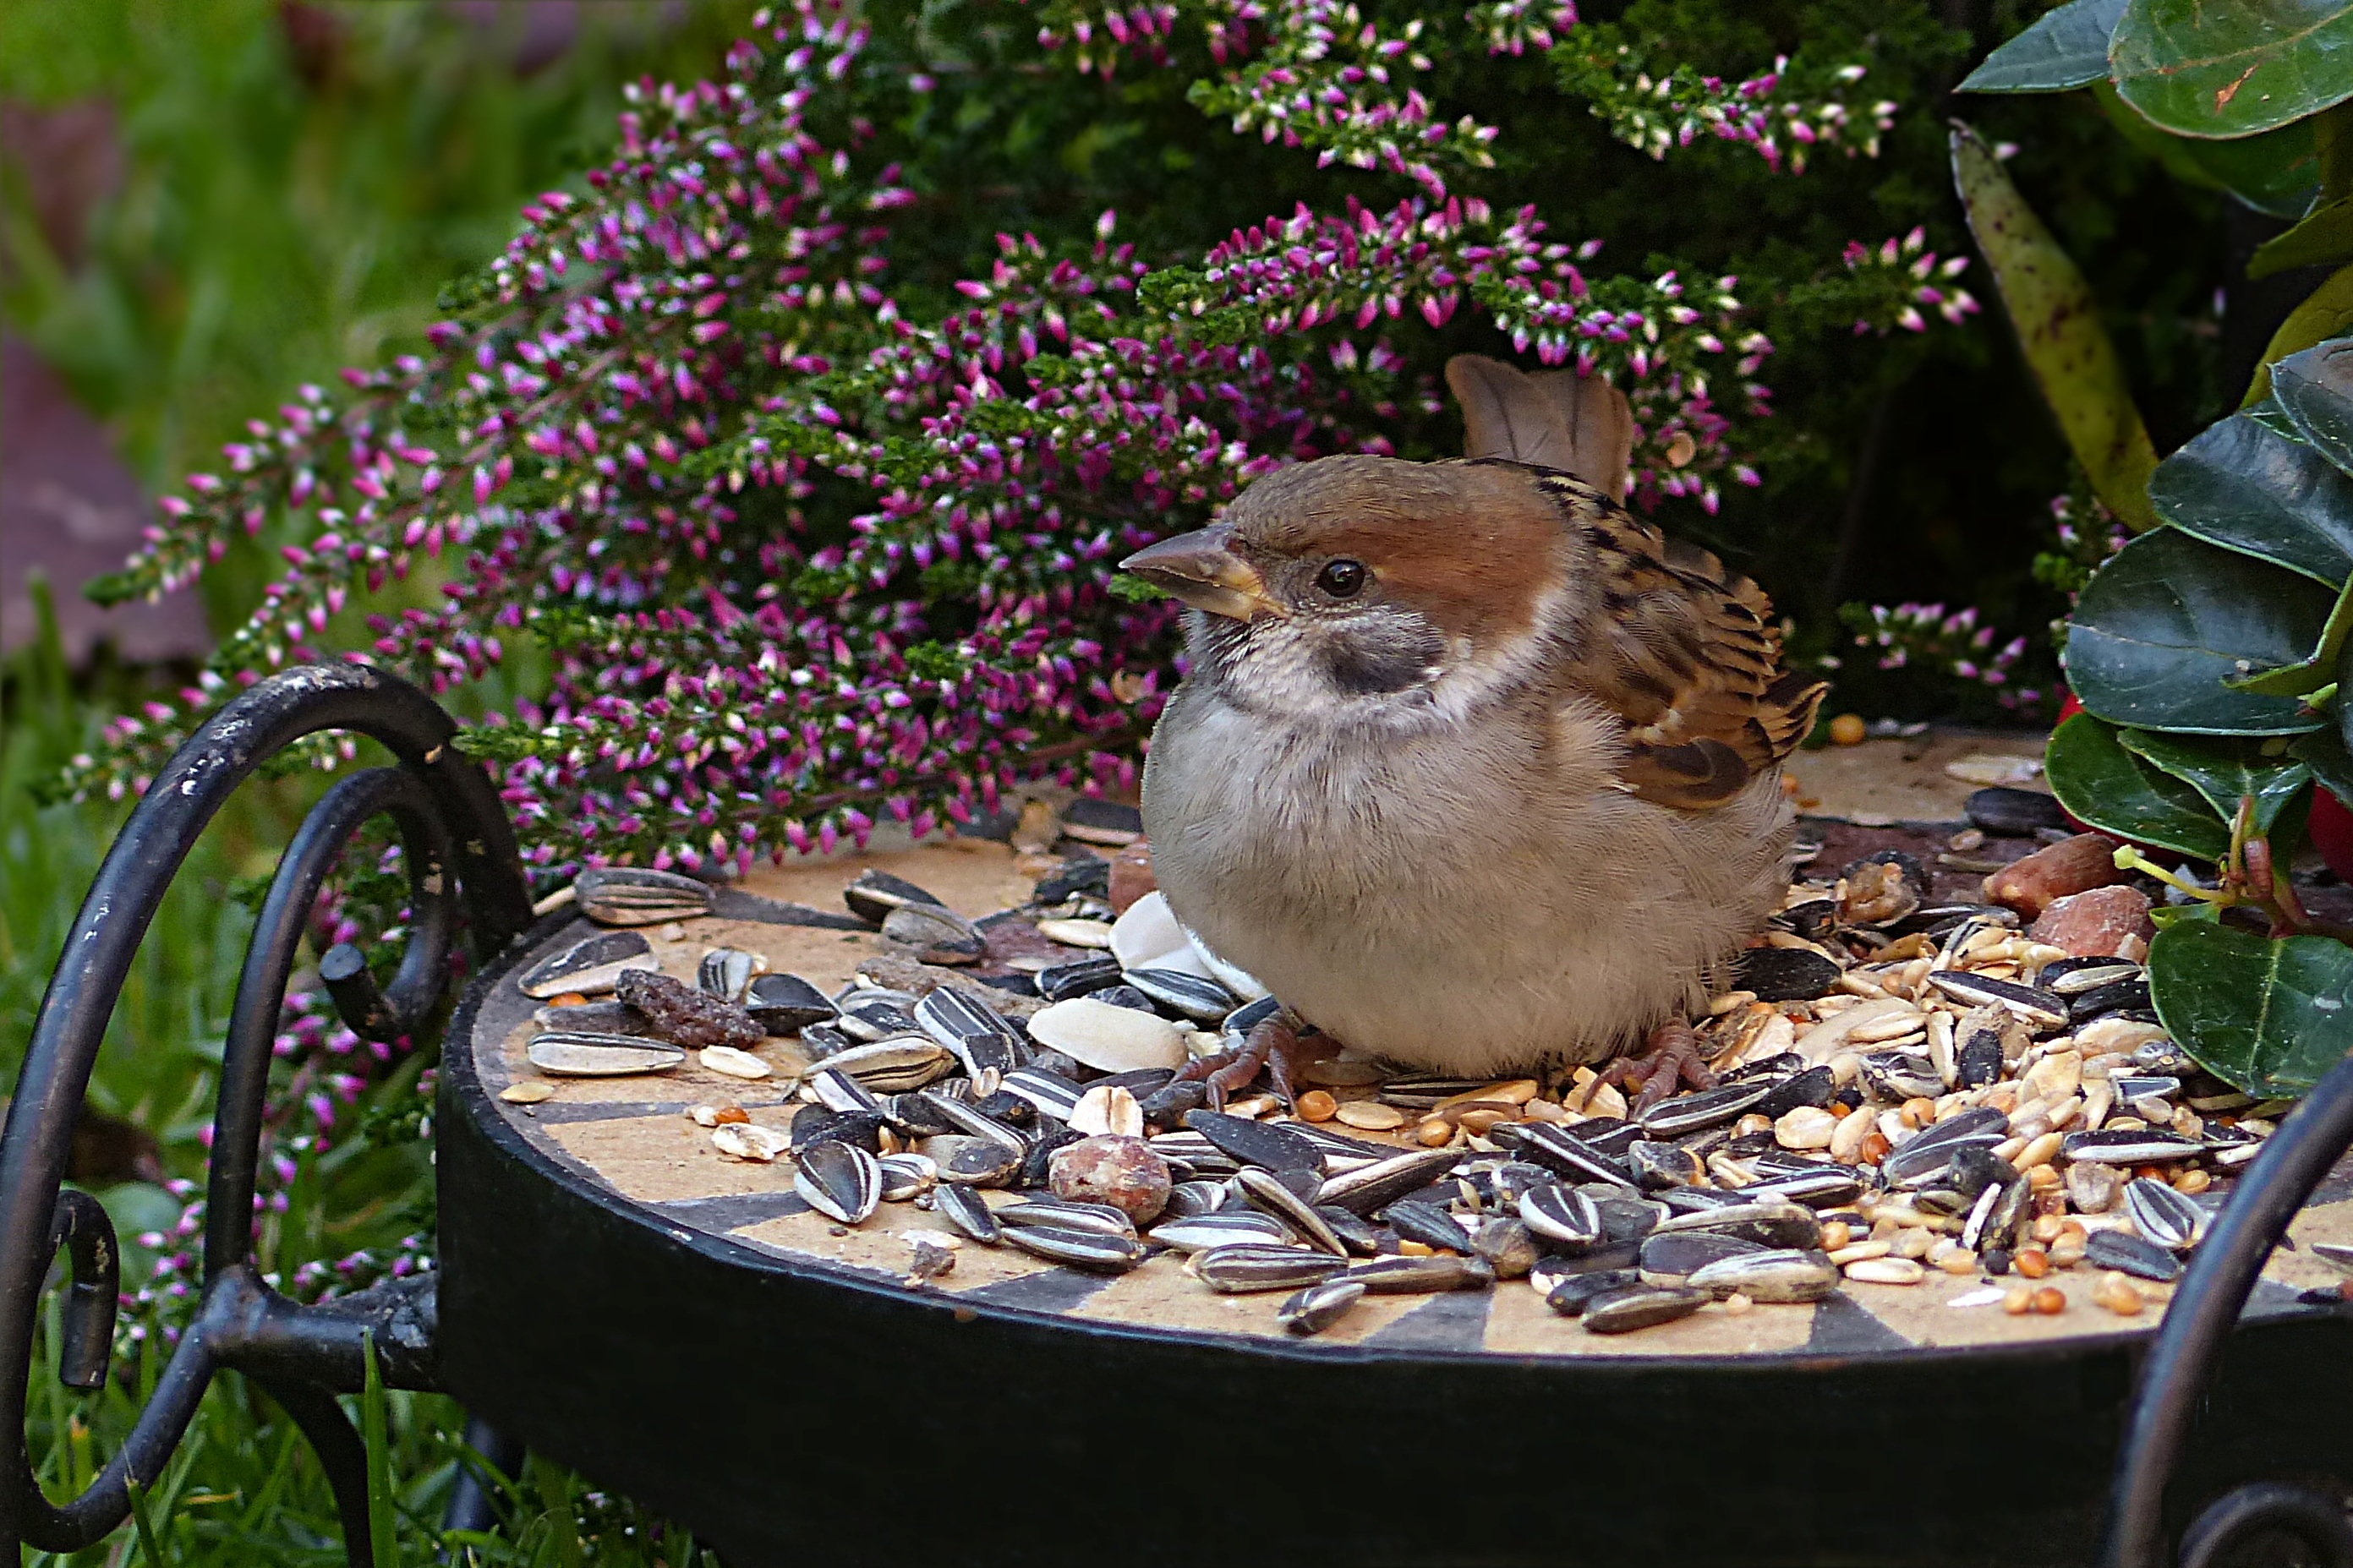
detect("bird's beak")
[1121,527,1285,621]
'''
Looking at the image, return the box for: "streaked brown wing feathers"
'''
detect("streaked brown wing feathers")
[1535,475,1827,810]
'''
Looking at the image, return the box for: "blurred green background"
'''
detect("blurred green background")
[3,4,755,1561]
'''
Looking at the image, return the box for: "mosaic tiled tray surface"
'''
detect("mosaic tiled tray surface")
[465,729,2353,1363]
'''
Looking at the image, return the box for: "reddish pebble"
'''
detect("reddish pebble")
[1048,1134,1172,1226]
[1984,833,2130,921]
[2030,885,2155,960]
[1108,839,1157,914]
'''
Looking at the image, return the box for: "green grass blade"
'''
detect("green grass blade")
[363,1329,400,1567]
[124,1474,169,1568]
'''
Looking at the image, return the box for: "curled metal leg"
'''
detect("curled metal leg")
[46,1191,118,1392]
[2100,1050,2353,1568]
[259,1380,380,1568]
[1,664,531,1559]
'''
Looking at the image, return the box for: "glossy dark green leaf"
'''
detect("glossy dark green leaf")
[1951,122,2159,531]
[1960,0,2126,91]
[2095,81,2320,216]
[2046,713,2234,858]
[2112,0,2353,140]
[2271,336,2353,474]
[2294,723,2353,799]
[2065,525,2334,733]
[2117,727,2312,829]
[2228,573,2353,693]
[2151,412,2353,584]
[2252,193,2353,276]
[2148,920,2353,1098]
[2243,395,2314,441]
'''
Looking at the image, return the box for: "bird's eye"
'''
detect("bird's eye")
[1316,559,1367,600]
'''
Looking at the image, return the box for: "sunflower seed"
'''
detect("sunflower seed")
[1956,1027,2005,1089]
[1473,1217,1541,1279]
[1638,1231,1766,1287]
[1741,1167,1863,1207]
[791,1105,884,1156]
[878,1153,938,1202]
[1636,1079,1776,1136]
[810,1068,882,1114]
[1037,954,1124,1002]
[2121,1177,2205,1250]
[1683,1247,1841,1303]
[575,866,715,926]
[928,1135,1024,1187]
[1582,1284,1710,1334]
[1233,1165,1344,1255]
[1190,1243,1348,1293]
[2062,1128,2204,1164]
[1183,1112,1323,1181]
[1629,1140,1704,1188]
[917,1090,1026,1154]
[998,1198,1137,1240]
[518,932,659,998]
[2069,978,2153,1023]
[825,1038,954,1091]
[1278,1278,1366,1336]
[2087,1227,2181,1281]
[1383,1199,1475,1253]
[1546,1269,1643,1317]
[931,1182,999,1243]
[796,1140,883,1225]
[2042,959,2142,995]
[1962,1176,2032,1254]
[1316,1147,1468,1215]
[524,1033,686,1077]
[1344,1254,1496,1293]
[999,1068,1085,1121]
[1513,1123,1633,1186]
[1147,1212,1295,1252]
[697,948,764,1003]
[742,973,837,1034]
[915,988,1026,1076]
[1520,1185,1605,1248]
[1122,967,1236,1023]
[1651,1199,1821,1251]
[839,997,921,1044]
[844,869,949,926]
[2311,1243,2353,1279]
[883,904,986,965]
[1379,1074,1494,1108]
[1001,1225,1146,1271]
[1161,1180,1231,1219]
[1927,970,2067,1027]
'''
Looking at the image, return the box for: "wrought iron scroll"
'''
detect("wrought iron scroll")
[2101,1050,2353,1567]
[0,664,532,1564]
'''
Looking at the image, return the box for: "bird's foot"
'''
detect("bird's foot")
[1599,1019,1714,1117]
[1165,1008,1316,1111]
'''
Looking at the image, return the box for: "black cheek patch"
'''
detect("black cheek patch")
[1322,620,1443,695]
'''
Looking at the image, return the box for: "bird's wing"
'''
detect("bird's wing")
[1447,353,1633,501]
[1537,473,1827,810]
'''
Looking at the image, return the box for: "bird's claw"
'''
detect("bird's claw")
[1600,1019,1714,1117]
[1165,1008,1313,1111]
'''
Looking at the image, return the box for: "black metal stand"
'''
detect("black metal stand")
[2101,1051,2353,1567]
[0,664,533,1563]
[9,661,2353,1565]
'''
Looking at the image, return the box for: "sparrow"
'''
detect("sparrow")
[1121,355,1825,1106]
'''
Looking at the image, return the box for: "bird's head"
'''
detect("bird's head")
[1120,455,1590,720]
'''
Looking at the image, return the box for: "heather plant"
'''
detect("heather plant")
[71,0,1986,880]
